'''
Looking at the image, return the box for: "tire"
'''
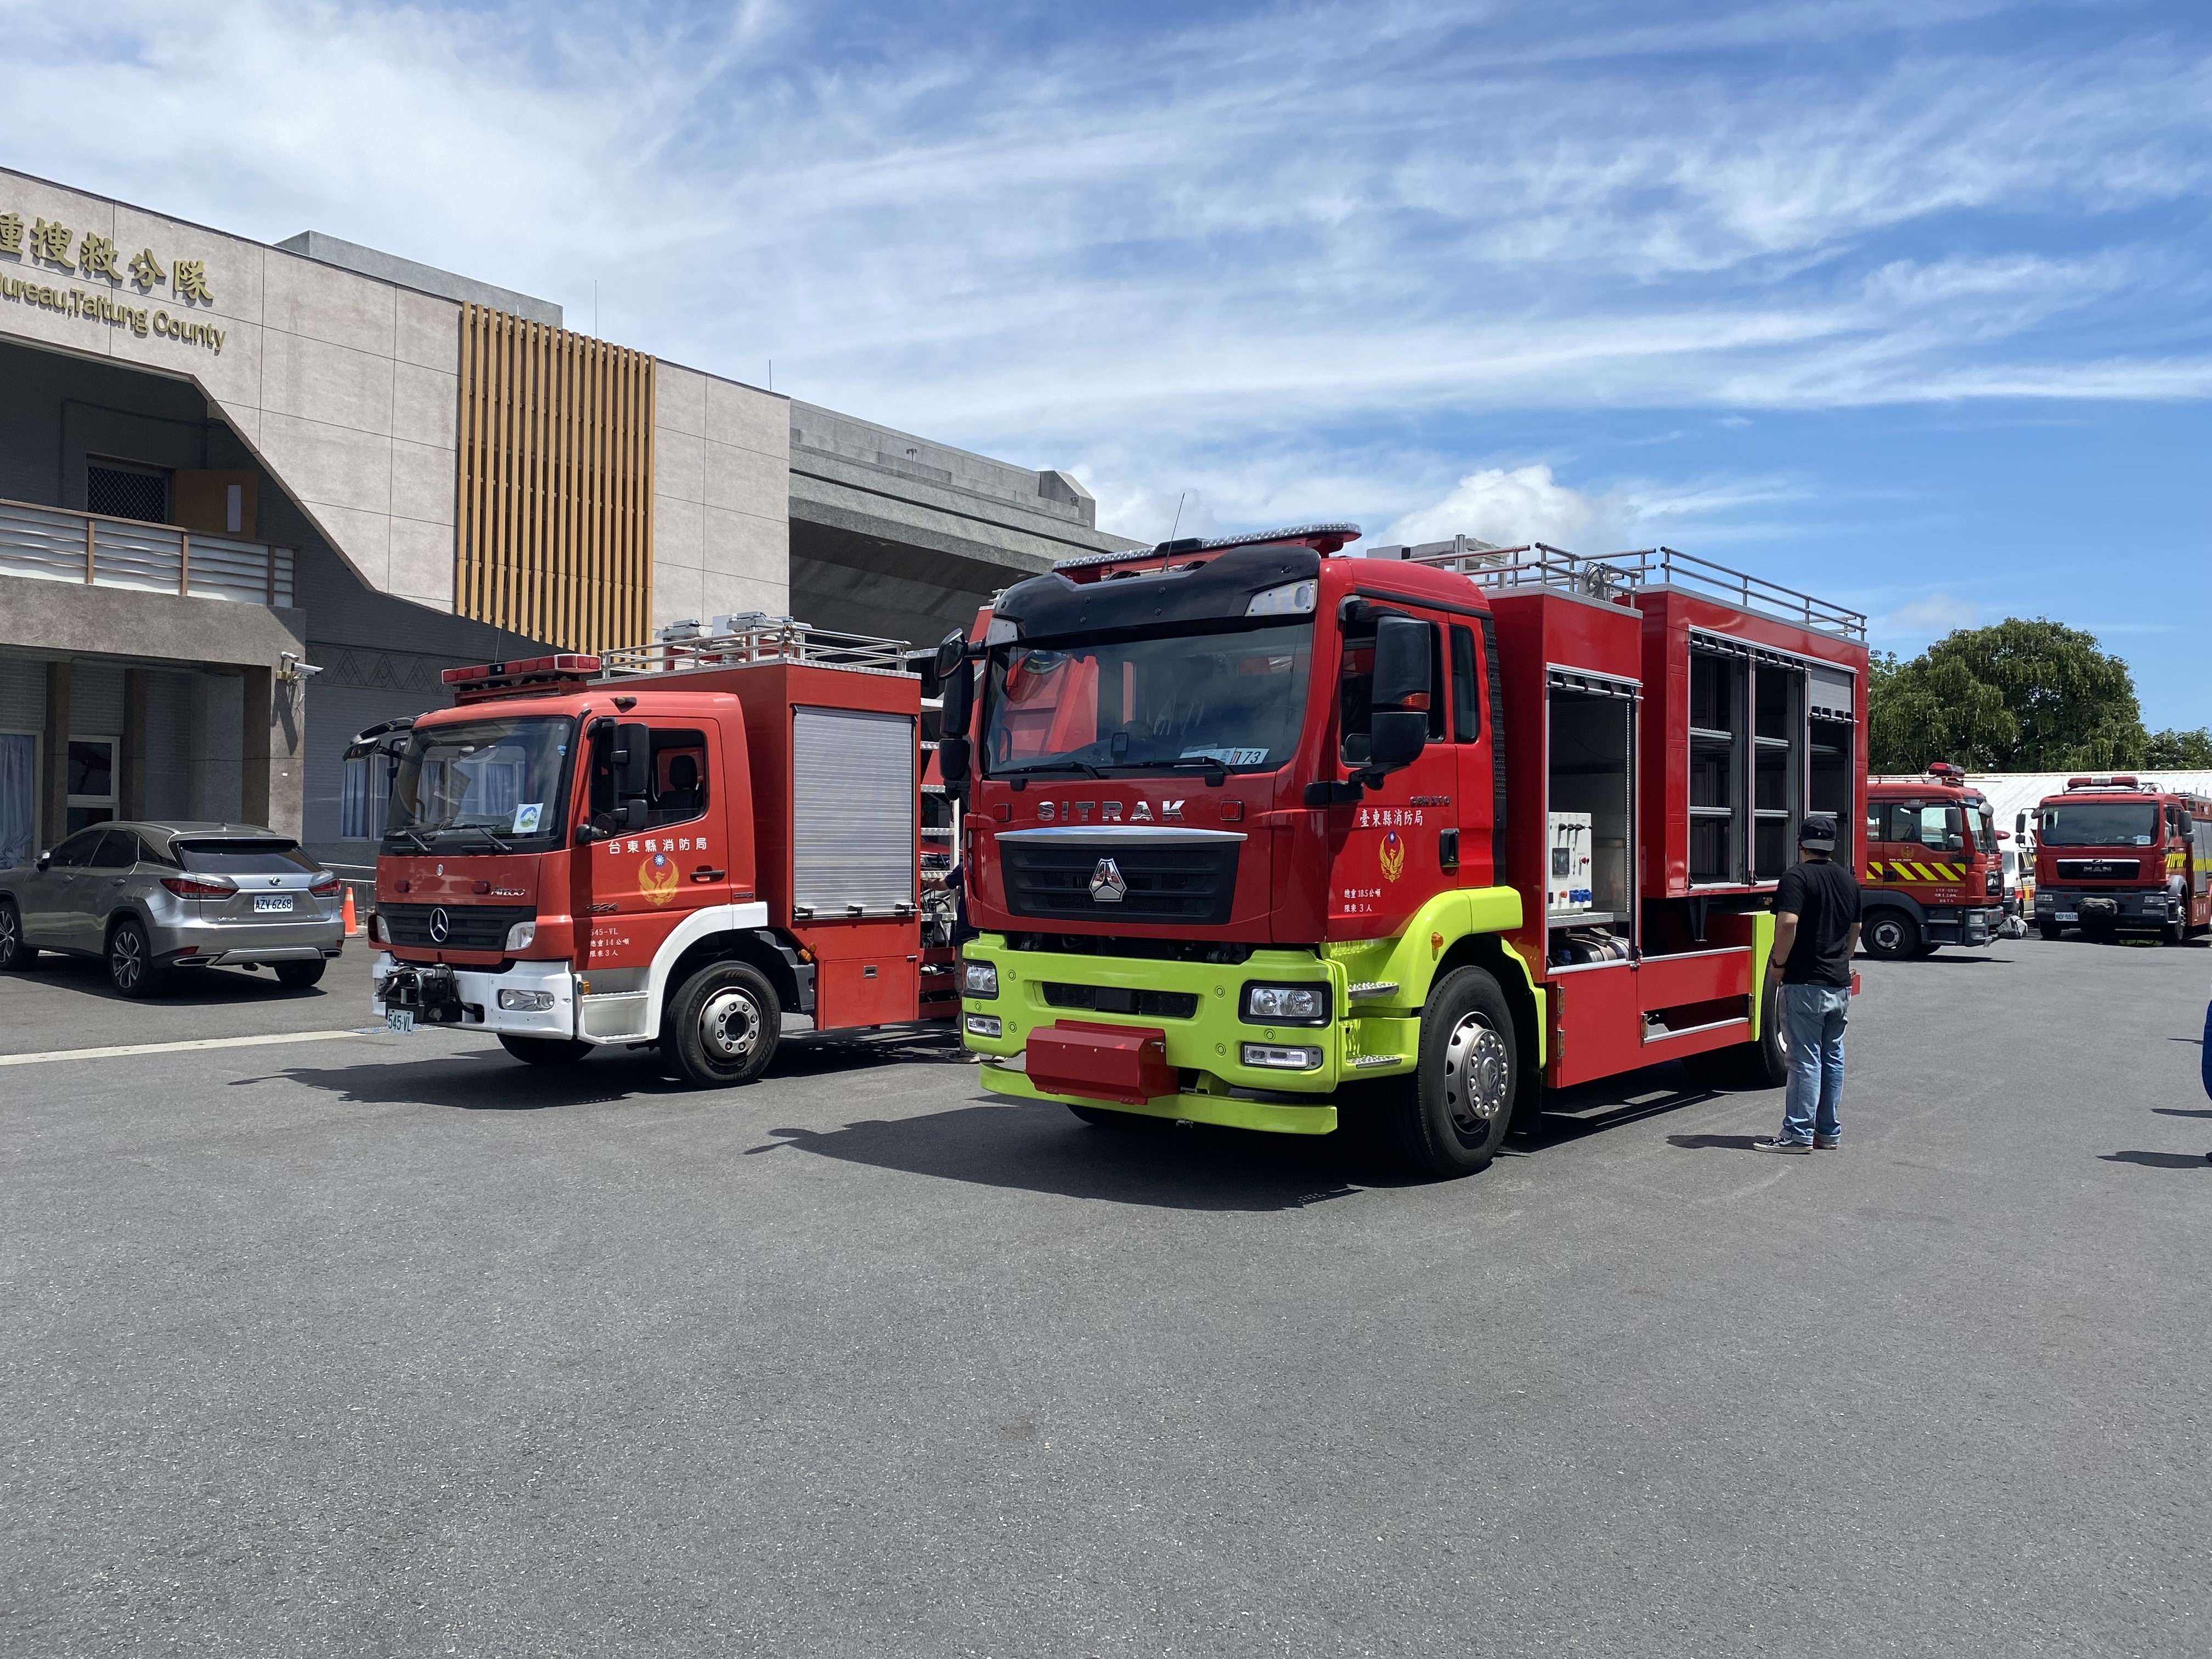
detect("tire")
[1686,974,1790,1089]
[275,959,327,989]
[2162,921,2185,947]
[664,961,780,1089]
[106,917,168,998]
[1066,1103,1150,1128]
[1863,911,1919,961]
[499,1035,594,1066]
[1378,964,1517,1178]
[0,899,36,970]
[2038,919,2063,941]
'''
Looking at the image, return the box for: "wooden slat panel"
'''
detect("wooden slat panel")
[454,307,657,652]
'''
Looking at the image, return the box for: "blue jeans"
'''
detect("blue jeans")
[1780,983,1850,1144]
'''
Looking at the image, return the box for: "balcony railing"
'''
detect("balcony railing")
[0,496,296,608]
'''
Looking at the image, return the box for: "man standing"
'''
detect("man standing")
[1754,814,1860,1154]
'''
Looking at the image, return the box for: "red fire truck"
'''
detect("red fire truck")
[940,530,1869,1177]
[2031,775,2212,945]
[349,619,956,1084]
[1860,763,2004,957]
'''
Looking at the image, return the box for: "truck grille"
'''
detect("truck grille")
[1041,982,1203,1020]
[1000,840,1240,926]
[2056,859,2141,881]
[378,902,533,951]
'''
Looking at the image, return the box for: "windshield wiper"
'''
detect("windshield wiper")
[444,822,515,853]
[390,828,433,855]
[996,759,1105,778]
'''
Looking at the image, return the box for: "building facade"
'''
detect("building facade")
[0,166,1130,872]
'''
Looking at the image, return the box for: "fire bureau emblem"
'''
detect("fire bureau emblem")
[639,852,680,906]
[1379,830,1406,882]
[1090,858,1128,903]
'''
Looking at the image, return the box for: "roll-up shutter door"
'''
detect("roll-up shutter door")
[1808,665,1855,722]
[792,707,915,917]
[71,662,126,733]
[0,658,46,730]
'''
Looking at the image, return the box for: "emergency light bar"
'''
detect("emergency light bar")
[2066,774,2142,791]
[1051,522,1362,574]
[442,654,603,698]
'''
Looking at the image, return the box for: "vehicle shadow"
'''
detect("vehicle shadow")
[2100,1150,2207,1170]
[2153,1107,2212,1118]
[14,955,331,1006]
[1516,1063,1725,1153]
[748,1100,1416,1213]
[238,1049,686,1110]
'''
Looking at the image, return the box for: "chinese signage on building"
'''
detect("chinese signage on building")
[0,206,224,354]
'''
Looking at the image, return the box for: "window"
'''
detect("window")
[1880,803,1965,849]
[86,459,171,524]
[88,829,139,869]
[390,715,574,847]
[66,736,117,834]
[1451,625,1481,743]
[174,839,320,874]
[1340,614,1443,764]
[588,726,709,828]
[339,753,390,840]
[2038,802,2157,847]
[46,827,106,868]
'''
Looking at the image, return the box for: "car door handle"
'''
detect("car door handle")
[690,867,725,882]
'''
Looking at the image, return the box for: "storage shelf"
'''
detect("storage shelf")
[1548,910,1620,928]
[1754,809,1792,820]
[1754,735,1792,749]
[1689,805,1736,818]
[1689,727,1735,744]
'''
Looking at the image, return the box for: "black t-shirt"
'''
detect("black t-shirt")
[1775,857,1859,987]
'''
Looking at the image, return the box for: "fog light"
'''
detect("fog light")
[499,989,555,1011]
[504,921,536,951]
[966,1013,1002,1039]
[961,959,998,998]
[1242,1042,1323,1070]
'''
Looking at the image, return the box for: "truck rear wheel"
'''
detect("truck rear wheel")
[499,1035,593,1066]
[1863,911,1918,961]
[1685,975,1789,1089]
[2038,919,2063,941]
[1380,965,1517,1179]
[665,961,780,1089]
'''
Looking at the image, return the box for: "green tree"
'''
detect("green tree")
[2143,727,2212,768]
[1867,618,2147,772]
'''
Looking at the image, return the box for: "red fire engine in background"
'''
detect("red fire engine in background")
[2031,775,2212,945]
[939,529,1869,1177]
[1860,763,2005,957]
[349,619,957,1085]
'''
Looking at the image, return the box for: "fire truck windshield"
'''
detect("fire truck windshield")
[982,622,1312,777]
[2038,801,2158,847]
[386,715,577,851]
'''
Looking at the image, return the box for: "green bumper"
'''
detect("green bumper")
[958,936,1420,1135]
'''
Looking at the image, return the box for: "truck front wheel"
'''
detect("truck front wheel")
[665,961,781,1089]
[2038,919,2063,941]
[499,1035,593,1066]
[1381,965,1517,1179]
[1863,911,1919,961]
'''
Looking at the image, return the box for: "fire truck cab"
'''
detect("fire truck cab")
[2032,775,2212,945]
[1860,764,2004,958]
[352,619,955,1086]
[944,529,1869,1178]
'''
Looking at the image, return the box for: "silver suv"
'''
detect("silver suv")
[0,821,345,997]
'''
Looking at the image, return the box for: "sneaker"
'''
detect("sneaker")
[1751,1136,1812,1155]
[1814,1135,1840,1149]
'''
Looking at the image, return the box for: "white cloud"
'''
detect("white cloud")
[1075,475,1223,545]
[1388,465,1628,550]
[1877,593,1985,640]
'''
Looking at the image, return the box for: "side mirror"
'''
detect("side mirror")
[939,735,972,797]
[1372,614,1432,710]
[36,851,51,872]
[1369,710,1428,770]
[940,655,975,738]
[612,722,652,800]
[934,629,968,683]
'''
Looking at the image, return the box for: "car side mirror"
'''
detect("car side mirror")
[1369,710,1428,770]
[36,852,50,872]
[612,722,652,800]
[940,654,975,739]
[1361,613,1433,778]
[938,736,972,799]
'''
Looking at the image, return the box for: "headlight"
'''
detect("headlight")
[2035,893,2053,907]
[1242,1042,1322,1070]
[966,1013,1003,1038]
[504,921,537,951]
[498,989,555,1011]
[1242,981,1330,1025]
[1245,579,1317,618]
[962,959,998,998]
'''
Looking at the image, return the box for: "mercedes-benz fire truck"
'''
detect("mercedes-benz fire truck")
[1861,763,2004,957]
[2032,775,2212,945]
[349,619,956,1085]
[941,528,1869,1177]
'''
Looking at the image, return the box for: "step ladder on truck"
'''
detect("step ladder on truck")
[348,616,959,1086]
[936,529,1871,1177]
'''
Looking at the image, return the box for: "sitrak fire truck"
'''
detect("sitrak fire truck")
[1861,763,2004,957]
[351,620,956,1084]
[941,527,1869,1177]
[2031,774,2212,945]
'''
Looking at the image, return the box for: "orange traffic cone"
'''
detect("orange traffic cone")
[342,886,359,936]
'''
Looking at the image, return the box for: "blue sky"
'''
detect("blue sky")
[6,0,2207,725]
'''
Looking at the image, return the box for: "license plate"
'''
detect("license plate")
[386,1009,416,1033]
[2056,912,2076,921]
[255,894,294,913]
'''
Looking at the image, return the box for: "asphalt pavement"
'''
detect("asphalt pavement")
[3,933,2208,1656]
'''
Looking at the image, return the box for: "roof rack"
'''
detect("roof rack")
[596,614,914,679]
[1052,522,1361,574]
[1409,541,1867,640]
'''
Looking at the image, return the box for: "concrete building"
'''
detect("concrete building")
[0,165,1132,872]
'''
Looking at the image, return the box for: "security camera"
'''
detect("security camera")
[278,652,325,681]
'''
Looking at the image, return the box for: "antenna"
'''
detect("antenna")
[768,359,774,392]
[1168,490,1186,541]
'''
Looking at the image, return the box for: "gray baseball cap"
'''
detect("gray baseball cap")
[1798,815,1838,851]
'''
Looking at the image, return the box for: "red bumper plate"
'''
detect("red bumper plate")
[1025,1020,1175,1106]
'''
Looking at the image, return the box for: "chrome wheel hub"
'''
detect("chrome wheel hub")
[111,930,142,988]
[1442,1012,1510,1139]
[698,986,761,1063]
